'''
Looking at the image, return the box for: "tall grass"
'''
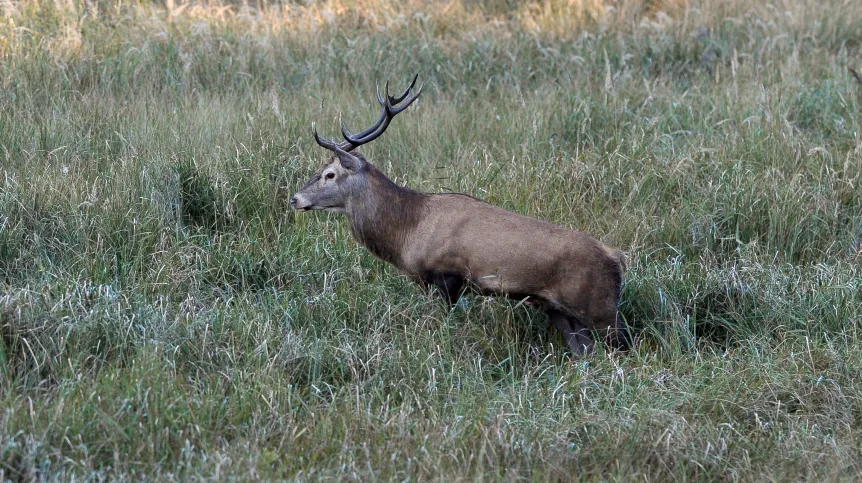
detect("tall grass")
[1,0,861,480]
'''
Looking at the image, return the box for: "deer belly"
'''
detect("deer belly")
[461,252,563,301]
[470,270,535,295]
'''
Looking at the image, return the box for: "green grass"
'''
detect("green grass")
[1,0,861,480]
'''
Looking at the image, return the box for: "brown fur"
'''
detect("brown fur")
[292,154,628,355]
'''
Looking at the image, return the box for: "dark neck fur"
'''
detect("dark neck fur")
[345,164,426,267]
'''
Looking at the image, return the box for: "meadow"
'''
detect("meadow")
[1,0,861,480]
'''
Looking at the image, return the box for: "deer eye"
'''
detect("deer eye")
[325,172,335,180]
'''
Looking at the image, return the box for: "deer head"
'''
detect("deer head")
[290,75,423,213]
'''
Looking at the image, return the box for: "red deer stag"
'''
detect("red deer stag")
[291,76,628,355]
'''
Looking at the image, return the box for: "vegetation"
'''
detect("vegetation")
[1,0,860,479]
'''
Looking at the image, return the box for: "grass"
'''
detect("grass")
[1,0,861,480]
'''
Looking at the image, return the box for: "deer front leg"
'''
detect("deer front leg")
[425,272,466,307]
[547,309,593,356]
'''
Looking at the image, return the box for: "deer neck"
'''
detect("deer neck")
[345,166,425,268]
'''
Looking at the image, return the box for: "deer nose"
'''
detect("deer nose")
[289,197,297,206]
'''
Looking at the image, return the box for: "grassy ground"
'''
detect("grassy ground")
[1,0,861,480]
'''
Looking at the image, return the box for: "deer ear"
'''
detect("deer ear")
[336,150,366,172]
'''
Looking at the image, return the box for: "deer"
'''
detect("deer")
[290,75,628,355]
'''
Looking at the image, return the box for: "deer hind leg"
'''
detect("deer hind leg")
[602,312,630,351]
[547,309,593,356]
[587,299,630,351]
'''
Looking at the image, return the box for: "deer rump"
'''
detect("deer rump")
[290,75,628,355]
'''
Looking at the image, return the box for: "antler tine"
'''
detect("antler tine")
[388,74,418,104]
[312,121,324,147]
[313,121,348,152]
[386,80,423,115]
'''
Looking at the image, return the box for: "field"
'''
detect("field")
[1,0,861,480]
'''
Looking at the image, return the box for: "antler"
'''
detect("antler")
[313,74,423,154]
